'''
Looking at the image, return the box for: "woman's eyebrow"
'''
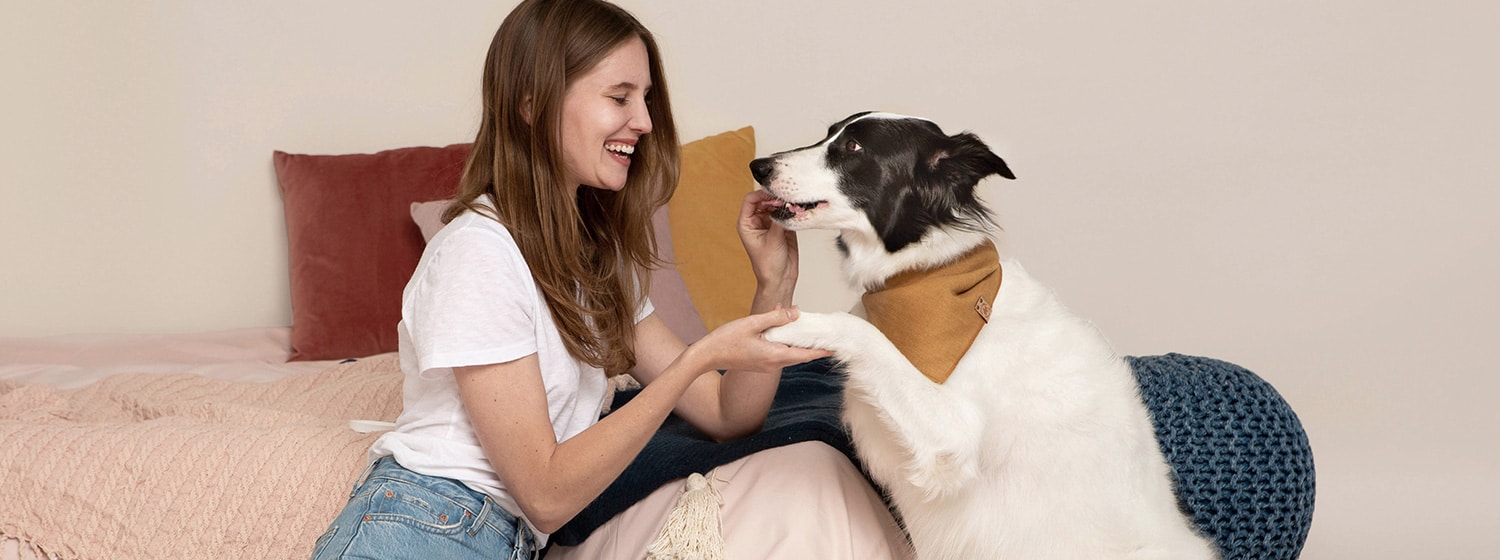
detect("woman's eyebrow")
[606,81,651,92]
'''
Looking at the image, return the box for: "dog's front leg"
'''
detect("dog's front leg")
[766,312,982,500]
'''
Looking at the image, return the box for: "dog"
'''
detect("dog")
[755,112,1217,559]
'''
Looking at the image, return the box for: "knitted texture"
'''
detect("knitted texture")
[0,355,404,560]
[1128,353,1316,560]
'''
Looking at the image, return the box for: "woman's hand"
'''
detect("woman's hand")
[738,190,799,310]
[687,306,831,374]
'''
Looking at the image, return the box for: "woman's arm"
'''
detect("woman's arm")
[738,189,799,312]
[454,308,821,534]
[628,190,825,440]
[453,352,693,534]
[629,310,826,441]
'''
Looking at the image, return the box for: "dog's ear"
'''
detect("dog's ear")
[924,132,1016,185]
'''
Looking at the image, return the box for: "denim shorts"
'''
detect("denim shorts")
[310,456,538,560]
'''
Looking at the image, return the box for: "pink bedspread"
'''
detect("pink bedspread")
[0,349,402,559]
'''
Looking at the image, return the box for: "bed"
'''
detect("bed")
[1,126,1315,560]
[0,128,915,560]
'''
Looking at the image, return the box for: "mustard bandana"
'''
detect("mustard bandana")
[859,241,1002,384]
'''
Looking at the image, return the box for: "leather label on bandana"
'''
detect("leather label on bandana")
[860,240,1002,384]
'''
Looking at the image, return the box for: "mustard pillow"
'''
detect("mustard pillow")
[669,127,757,332]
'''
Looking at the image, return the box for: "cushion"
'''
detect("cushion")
[666,127,758,332]
[409,198,448,242]
[273,143,470,361]
[1129,353,1315,559]
[645,203,709,344]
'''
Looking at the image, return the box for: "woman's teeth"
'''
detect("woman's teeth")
[605,143,635,158]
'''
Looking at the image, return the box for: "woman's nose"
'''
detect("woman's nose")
[629,103,652,135]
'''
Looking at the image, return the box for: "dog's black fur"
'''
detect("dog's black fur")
[751,112,1015,254]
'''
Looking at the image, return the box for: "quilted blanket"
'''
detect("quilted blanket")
[0,355,403,560]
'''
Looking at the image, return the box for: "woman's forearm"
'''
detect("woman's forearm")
[751,282,794,314]
[521,364,700,531]
[463,350,707,534]
[714,285,795,437]
[712,366,783,440]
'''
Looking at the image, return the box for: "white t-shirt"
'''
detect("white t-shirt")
[368,200,653,544]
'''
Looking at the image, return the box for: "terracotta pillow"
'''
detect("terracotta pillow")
[274,143,470,361]
[667,127,757,331]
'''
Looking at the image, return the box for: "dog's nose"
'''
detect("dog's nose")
[749,157,774,186]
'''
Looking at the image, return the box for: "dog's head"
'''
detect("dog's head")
[750,112,1015,255]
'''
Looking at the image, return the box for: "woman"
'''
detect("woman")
[309,0,829,558]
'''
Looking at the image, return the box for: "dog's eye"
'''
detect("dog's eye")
[845,138,862,152]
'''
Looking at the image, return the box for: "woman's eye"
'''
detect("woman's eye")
[845,138,862,152]
[611,96,628,106]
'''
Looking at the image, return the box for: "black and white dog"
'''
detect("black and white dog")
[757,112,1217,559]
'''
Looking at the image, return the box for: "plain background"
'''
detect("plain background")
[3,1,1496,557]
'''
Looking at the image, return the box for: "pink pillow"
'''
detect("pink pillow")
[409,200,708,344]
[646,204,709,343]
[274,143,471,361]
[409,199,448,242]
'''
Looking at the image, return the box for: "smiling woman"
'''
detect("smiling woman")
[306,1,874,558]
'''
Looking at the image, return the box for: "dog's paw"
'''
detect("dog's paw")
[763,312,868,355]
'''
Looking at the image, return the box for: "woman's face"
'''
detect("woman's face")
[559,36,654,193]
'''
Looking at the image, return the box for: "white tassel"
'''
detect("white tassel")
[645,472,726,560]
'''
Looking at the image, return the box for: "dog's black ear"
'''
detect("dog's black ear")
[925,132,1015,184]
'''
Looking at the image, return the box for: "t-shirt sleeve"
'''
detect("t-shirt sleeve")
[404,226,539,377]
[634,270,655,324]
[636,297,655,324]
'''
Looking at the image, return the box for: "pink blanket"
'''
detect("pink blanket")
[0,355,403,559]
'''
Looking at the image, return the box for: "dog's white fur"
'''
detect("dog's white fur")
[760,113,1217,559]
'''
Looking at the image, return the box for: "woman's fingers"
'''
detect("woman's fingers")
[747,307,833,361]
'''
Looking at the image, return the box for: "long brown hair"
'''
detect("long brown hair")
[445,0,680,375]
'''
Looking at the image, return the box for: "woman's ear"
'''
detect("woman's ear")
[520,94,534,125]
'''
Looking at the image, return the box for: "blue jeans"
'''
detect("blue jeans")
[310,456,538,560]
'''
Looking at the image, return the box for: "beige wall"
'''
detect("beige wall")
[3,1,1496,556]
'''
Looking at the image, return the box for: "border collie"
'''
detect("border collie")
[756,112,1217,559]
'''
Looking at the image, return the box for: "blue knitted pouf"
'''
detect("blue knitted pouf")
[1128,353,1316,560]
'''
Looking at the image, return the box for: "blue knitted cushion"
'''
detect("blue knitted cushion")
[1129,353,1316,560]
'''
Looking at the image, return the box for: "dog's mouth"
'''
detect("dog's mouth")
[767,198,829,221]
